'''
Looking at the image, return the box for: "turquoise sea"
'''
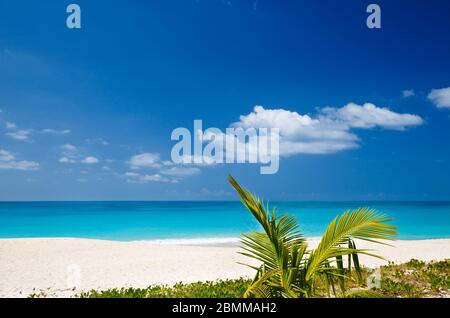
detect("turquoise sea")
[0,201,449,241]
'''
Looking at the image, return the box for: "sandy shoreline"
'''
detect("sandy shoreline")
[0,238,449,298]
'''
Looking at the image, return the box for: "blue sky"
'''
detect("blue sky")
[0,0,450,201]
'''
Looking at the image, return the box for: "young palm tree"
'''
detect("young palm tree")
[228,175,397,298]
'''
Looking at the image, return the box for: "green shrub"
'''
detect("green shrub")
[63,259,450,298]
[79,279,251,298]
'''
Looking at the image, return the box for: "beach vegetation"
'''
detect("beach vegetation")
[378,259,450,297]
[77,279,250,298]
[74,260,449,298]
[228,175,397,298]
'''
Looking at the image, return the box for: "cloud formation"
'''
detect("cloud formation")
[125,102,423,183]
[126,152,201,183]
[232,103,423,156]
[124,172,175,184]
[321,103,423,130]
[5,122,16,129]
[6,129,31,141]
[59,157,76,163]
[129,153,163,169]
[42,128,71,135]
[59,144,99,165]
[428,87,450,109]
[2,114,70,142]
[402,89,415,98]
[160,166,201,177]
[59,144,78,163]
[80,156,99,164]
[0,149,39,171]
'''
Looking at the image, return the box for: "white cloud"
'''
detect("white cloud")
[232,104,423,156]
[402,89,415,98]
[0,149,39,171]
[160,166,201,177]
[123,102,422,181]
[6,129,31,141]
[175,154,216,166]
[126,152,202,183]
[129,153,162,169]
[42,128,71,135]
[0,160,39,171]
[61,144,78,154]
[0,149,15,161]
[80,156,99,164]
[5,122,16,129]
[234,106,356,142]
[428,87,450,109]
[60,144,79,162]
[59,145,98,165]
[59,157,76,163]
[124,172,176,184]
[279,140,359,156]
[140,174,174,183]
[124,172,139,178]
[321,103,423,130]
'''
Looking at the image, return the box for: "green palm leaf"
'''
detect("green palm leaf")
[228,175,398,298]
[306,208,397,280]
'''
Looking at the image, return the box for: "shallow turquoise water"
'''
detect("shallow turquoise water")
[0,201,449,241]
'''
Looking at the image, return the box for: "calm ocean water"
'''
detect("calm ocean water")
[0,201,449,241]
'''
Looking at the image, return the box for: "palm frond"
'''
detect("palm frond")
[306,208,397,280]
[228,176,398,298]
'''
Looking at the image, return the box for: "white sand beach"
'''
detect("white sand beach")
[0,238,449,298]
